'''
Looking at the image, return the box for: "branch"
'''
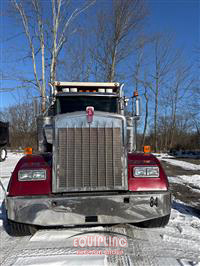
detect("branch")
[12,0,42,93]
[57,0,95,55]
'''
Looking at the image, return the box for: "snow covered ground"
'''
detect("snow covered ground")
[169,175,200,189]
[153,151,200,160]
[0,152,200,265]
[152,153,175,159]
[161,158,200,171]
[0,152,23,178]
[0,152,24,202]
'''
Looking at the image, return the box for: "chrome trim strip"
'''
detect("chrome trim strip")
[89,125,91,187]
[97,123,99,186]
[66,126,69,188]
[112,122,115,186]
[104,126,107,186]
[74,126,76,188]
[81,123,84,187]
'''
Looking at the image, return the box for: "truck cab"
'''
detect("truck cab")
[5,82,171,236]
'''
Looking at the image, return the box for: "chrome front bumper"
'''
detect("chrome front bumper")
[6,192,171,226]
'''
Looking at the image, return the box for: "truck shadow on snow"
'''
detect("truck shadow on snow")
[0,201,10,232]
[172,200,200,219]
[0,201,6,221]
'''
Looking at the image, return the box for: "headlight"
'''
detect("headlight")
[18,170,46,181]
[146,167,159,177]
[134,167,146,177]
[133,167,159,178]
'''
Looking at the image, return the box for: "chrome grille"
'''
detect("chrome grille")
[56,127,123,191]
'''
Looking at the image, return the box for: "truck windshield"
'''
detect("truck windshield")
[57,96,118,114]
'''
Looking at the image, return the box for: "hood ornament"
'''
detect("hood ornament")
[86,106,94,123]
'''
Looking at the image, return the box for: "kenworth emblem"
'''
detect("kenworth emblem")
[86,106,94,123]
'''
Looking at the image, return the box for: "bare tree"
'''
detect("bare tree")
[144,34,181,151]
[190,46,200,134]
[59,32,94,81]
[12,0,95,112]
[12,0,46,111]
[141,76,149,148]
[168,65,193,148]
[132,41,148,150]
[50,0,95,82]
[5,101,37,149]
[91,0,147,82]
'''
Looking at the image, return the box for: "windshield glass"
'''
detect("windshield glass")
[56,96,118,114]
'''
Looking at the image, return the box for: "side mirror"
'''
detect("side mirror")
[132,97,141,118]
[124,97,129,107]
[135,97,141,117]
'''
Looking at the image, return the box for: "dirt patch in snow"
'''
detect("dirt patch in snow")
[170,182,200,212]
[161,161,199,176]
[161,160,200,215]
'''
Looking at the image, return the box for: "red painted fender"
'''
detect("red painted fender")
[128,153,169,191]
[8,153,52,196]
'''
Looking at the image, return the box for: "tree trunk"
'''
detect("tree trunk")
[154,76,159,152]
[109,46,117,82]
[142,89,148,148]
[41,31,46,113]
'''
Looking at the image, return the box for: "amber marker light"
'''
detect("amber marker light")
[134,90,139,97]
[144,146,151,153]
[24,147,33,155]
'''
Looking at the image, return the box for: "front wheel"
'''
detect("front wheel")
[137,214,170,228]
[6,219,37,236]
[0,147,7,162]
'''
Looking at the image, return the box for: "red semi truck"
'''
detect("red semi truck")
[4,82,171,236]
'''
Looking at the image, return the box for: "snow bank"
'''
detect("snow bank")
[152,153,175,159]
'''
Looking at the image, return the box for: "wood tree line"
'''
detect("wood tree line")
[1,0,199,151]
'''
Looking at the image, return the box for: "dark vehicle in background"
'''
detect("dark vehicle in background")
[0,121,9,161]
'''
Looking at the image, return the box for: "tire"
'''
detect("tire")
[0,147,7,162]
[6,219,37,236]
[137,214,170,228]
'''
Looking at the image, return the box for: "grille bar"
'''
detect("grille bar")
[56,126,123,192]
[112,124,115,186]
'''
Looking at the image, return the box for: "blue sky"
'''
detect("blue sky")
[0,0,199,110]
[148,0,199,61]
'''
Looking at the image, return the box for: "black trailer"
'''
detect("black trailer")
[0,121,9,161]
